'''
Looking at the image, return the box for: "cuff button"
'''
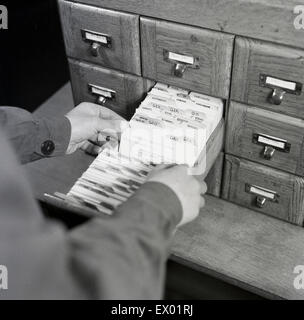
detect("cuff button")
[41,140,55,156]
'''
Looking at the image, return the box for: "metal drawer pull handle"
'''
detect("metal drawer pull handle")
[81,29,112,57]
[269,88,286,105]
[256,196,267,208]
[91,43,101,57]
[263,146,275,160]
[88,84,116,105]
[259,74,302,105]
[252,133,291,160]
[163,50,200,78]
[174,63,188,77]
[245,184,279,208]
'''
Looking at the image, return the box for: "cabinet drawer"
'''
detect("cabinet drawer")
[226,102,304,176]
[141,17,234,99]
[69,59,154,119]
[222,155,304,226]
[231,37,304,119]
[59,0,141,75]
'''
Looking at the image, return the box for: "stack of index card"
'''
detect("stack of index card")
[120,82,223,167]
[60,83,223,215]
[64,150,155,215]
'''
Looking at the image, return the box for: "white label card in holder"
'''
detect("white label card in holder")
[265,76,297,91]
[90,85,115,98]
[257,134,287,150]
[249,186,276,200]
[85,32,108,44]
[168,52,194,65]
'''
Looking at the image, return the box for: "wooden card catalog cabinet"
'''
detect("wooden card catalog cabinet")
[58,0,304,227]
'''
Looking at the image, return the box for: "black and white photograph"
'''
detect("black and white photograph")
[0,0,304,310]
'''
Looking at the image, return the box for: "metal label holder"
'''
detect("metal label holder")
[259,74,302,105]
[252,133,291,153]
[245,183,279,208]
[88,84,116,105]
[81,29,112,57]
[163,49,200,78]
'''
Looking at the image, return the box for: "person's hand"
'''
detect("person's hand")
[148,165,207,227]
[65,102,129,155]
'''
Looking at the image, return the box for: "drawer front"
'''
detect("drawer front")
[59,0,141,75]
[226,102,304,176]
[222,155,304,226]
[141,17,234,99]
[69,59,154,119]
[231,37,304,119]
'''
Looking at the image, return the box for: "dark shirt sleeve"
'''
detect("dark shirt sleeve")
[0,129,182,299]
[0,107,71,164]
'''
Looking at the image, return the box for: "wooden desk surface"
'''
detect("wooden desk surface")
[25,84,304,300]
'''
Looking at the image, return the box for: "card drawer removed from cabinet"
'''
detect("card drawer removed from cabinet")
[69,59,154,119]
[45,82,225,216]
[232,37,304,119]
[226,102,304,176]
[222,155,304,226]
[59,0,141,75]
[141,17,234,99]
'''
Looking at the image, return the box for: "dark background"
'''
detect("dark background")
[0,0,69,112]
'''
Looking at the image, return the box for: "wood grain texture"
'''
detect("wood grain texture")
[203,120,224,177]
[205,152,224,198]
[70,0,304,50]
[58,0,141,75]
[68,58,155,119]
[226,102,304,176]
[232,37,304,119]
[171,194,304,300]
[141,17,234,98]
[189,121,224,197]
[222,154,304,226]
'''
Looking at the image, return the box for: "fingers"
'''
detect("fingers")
[81,141,102,156]
[95,132,119,145]
[89,133,108,146]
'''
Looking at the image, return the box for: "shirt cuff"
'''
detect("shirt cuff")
[34,116,71,157]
